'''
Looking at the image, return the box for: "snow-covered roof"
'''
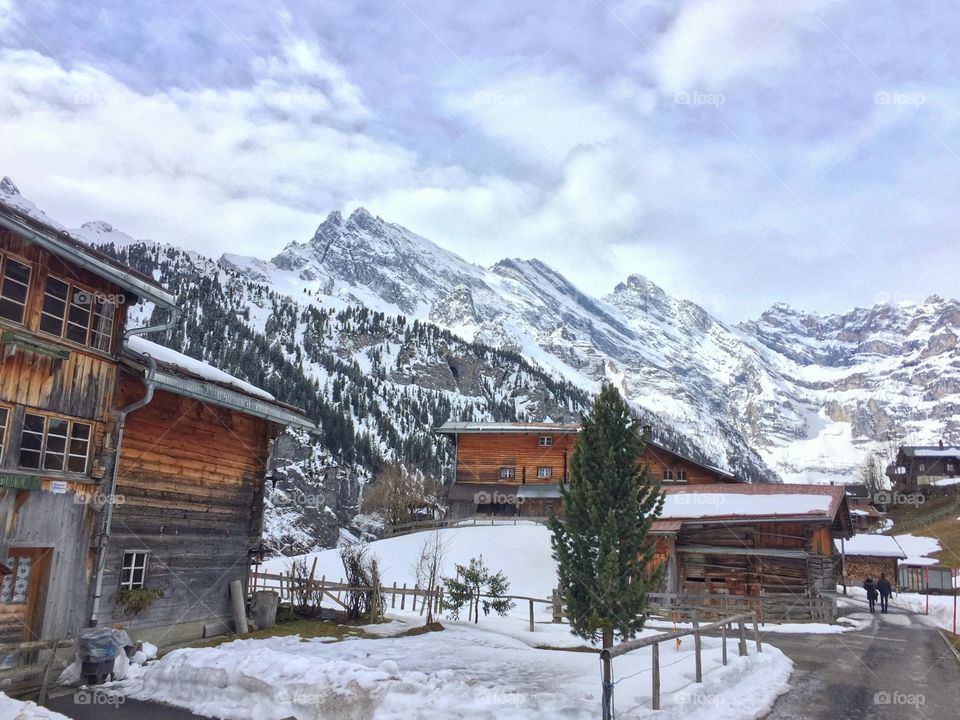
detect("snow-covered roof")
[125,336,317,430]
[843,534,907,558]
[901,446,960,458]
[129,336,274,400]
[659,484,847,523]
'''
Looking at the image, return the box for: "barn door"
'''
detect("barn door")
[0,548,51,646]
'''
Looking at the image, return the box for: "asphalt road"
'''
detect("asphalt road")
[764,596,960,720]
[46,689,210,720]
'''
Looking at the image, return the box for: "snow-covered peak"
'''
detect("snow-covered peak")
[70,220,145,248]
[1,176,19,196]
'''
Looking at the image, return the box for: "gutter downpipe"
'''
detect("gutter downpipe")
[88,315,178,626]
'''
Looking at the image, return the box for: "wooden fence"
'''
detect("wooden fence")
[249,567,553,632]
[599,610,762,719]
[0,638,64,706]
[382,515,550,538]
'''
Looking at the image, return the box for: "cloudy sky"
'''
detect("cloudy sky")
[0,0,957,320]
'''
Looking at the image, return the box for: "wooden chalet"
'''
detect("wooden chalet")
[888,441,960,492]
[436,421,739,517]
[0,201,316,649]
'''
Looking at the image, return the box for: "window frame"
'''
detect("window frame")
[0,404,9,464]
[536,466,553,479]
[119,551,149,590]
[499,467,516,479]
[38,272,117,354]
[538,435,553,447]
[662,469,674,481]
[0,252,33,327]
[17,411,93,475]
[676,469,688,482]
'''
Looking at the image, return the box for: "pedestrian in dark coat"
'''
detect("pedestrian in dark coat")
[864,576,878,613]
[877,573,892,614]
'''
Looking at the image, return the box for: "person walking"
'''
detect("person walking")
[877,573,892,614]
[864,576,878,613]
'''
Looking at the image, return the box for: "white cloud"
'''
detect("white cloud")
[650,0,844,93]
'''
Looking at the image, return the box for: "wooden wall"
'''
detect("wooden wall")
[454,432,577,484]
[96,373,274,635]
[453,431,733,486]
[675,521,834,598]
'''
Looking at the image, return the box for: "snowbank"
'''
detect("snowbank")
[0,692,70,719]
[112,620,792,720]
[263,524,558,599]
[893,533,942,566]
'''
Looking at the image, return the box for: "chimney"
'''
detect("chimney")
[641,424,652,441]
[939,439,945,450]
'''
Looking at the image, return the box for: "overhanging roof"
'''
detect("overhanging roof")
[0,202,177,311]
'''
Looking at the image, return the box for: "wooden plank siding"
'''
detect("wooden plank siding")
[452,431,733,489]
[95,372,276,633]
[454,431,577,484]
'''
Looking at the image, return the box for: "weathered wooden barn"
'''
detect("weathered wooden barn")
[0,201,315,648]
[437,421,739,517]
[650,485,852,620]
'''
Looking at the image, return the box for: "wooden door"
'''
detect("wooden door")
[0,548,51,645]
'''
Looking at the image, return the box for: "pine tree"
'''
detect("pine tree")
[549,383,665,649]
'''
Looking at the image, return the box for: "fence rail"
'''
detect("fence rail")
[249,570,553,632]
[599,610,762,718]
[382,515,550,537]
[0,638,64,706]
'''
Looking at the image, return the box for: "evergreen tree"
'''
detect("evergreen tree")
[549,384,665,649]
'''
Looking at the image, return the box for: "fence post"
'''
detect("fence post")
[651,641,661,710]
[528,599,535,633]
[552,588,562,623]
[37,638,60,707]
[753,614,762,653]
[738,619,747,657]
[392,582,397,609]
[692,609,702,683]
[401,583,407,610]
[412,585,419,612]
[721,622,727,666]
[600,650,613,720]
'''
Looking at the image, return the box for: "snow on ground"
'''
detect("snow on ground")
[893,533,942,566]
[109,611,791,720]
[0,692,70,720]
[262,524,558,599]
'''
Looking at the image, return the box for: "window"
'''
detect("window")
[0,556,31,603]
[538,435,553,447]
[39,275,116,353]
[662,469,674,481]
[537,466,553,478]
[499,467,515,479]
[947,463,956,473]
[120,551,149,590]
[676,469,688,481]
[0,406,8,462]
[918,464,925,472]
[0,255,30,324]
[18,413,92,473]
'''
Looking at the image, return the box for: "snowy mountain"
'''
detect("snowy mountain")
[3,176,957,546]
